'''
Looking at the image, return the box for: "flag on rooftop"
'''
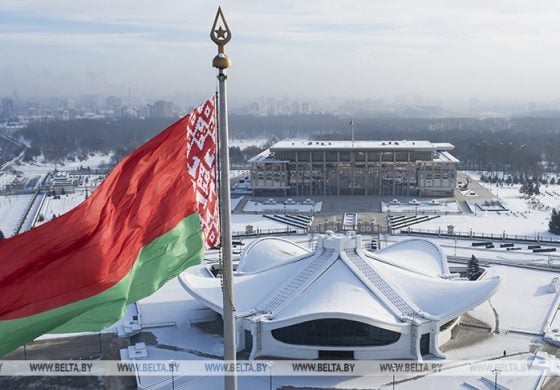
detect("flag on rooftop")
[0,97,219,356]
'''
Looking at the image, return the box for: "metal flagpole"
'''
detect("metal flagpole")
[211,7,237,390]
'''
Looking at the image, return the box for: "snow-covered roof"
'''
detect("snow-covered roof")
[179,233,501,328]
[237,237,310,273]
[269,140,454,152]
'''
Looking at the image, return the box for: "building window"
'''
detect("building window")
[271,318,401,347]
[339,152,351,162]
[312,152,324,162]
[382,152,393,162]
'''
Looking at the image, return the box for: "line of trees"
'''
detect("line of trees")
[14,115,560,174]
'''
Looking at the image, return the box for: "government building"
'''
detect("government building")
[249,140,459,197]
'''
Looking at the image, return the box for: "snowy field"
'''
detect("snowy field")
[231,214,296,234]
[0,172,16,190]
[382,200,461,213]
[229,169,249,180]
[12,152,112,176]
[0,194,34,237]
[414,182,560,239]
[36,192,87,225]
[243,200,322,213]
[229,139,268,149]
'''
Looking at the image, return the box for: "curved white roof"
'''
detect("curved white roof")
[237,237,310,274]
[373,238,450,276]
[373,260,501,322]
[273,260,402,329]
[180,233,502,331]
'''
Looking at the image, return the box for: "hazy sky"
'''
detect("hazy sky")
[2,0,560,104]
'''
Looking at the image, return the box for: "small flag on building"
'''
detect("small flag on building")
[0,97,219,356]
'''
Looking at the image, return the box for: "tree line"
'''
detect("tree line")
[14,115,560,174]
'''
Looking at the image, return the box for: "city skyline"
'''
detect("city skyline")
[2,1,560,106]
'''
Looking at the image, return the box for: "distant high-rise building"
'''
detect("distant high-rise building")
[1,97,14,120]
[152,100,173,118]
[63,99,75,110]
[80,95,99,113]
[106,96,122,113]
[291,101,300,114]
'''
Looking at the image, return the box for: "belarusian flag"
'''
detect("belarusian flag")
[0,97,220,356]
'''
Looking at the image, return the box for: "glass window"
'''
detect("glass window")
[271,318,401,347]
[312,152,324,162]
[339,152,351,162]
[382,152,393,162]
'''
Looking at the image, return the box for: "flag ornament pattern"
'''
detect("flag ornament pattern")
[0,97,218,357]
[186,99,220,248]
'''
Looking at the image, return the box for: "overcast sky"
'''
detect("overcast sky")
[2,0,560,105]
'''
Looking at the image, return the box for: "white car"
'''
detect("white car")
[264,198,277,204]
[284,198,296,205]
[409,199,420,205]
[302,198,314,204]
[389,199,400,205]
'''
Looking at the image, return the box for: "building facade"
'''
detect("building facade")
[249,140,459,197]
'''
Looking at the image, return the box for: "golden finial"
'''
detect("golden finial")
[211,7,232,69]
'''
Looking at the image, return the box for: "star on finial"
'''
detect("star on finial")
[210,7,231,47]
[215,26,227,39]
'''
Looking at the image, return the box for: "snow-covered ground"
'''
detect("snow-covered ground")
[229,169,249,180]
[243,200,322,213]
[231,214,295,234]
[0,194,34,237]
[414,182,560,239]
[36,192,87,225]
[229,139,268,149]
[11,152,112,176]
[382,200,461,213]
[0,172,16,190]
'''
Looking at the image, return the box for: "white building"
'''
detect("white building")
[180,233,501,360]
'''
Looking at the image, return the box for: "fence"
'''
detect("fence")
[401,227,560,245]
[231,226,303,238]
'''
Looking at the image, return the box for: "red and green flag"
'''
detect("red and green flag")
[0,97,220,356]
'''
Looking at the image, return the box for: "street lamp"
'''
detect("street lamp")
[169,360,175,390]
[267,361,273,390]
[492,368,501,390]
[391,363,397,390]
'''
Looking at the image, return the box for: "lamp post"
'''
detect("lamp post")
[169,360,175,390]
[267,362,273,390]
[492,368,501,390]
[391,363,397,390]
[454,237,457,257]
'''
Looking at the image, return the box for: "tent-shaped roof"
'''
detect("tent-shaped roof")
[179,232,502,328]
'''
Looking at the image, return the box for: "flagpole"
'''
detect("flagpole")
[211,7,237,390]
